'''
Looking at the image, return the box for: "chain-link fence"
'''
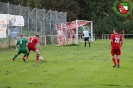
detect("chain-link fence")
[0,2,67,49]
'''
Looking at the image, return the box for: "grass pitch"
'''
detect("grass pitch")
[0,39,133,88]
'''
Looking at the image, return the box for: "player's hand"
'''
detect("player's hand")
[27,49,29,53]
[16,47,18,51]
[40,48,42,50]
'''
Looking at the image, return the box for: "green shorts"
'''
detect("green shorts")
[18,49,27,57]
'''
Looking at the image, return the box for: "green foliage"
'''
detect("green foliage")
[41,0,80,21]
[0,0,133,35]
[0,39,133,88]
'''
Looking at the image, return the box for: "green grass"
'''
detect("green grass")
[0,39,133,88]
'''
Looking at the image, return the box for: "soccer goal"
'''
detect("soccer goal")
[55,20,94,46]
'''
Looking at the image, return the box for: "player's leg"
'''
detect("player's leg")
[111,49,117,67]
[27,46,31,58]
[57,37,60,46]
[116,49,121,68]
[27,45,41,62]
[35,49,40,62]
[88,41,90,47]
[112,55,117,67]
[31,46,40,62]
[86,37,90,47]
[12,52,21,61]
[88,37,90,47]
[59,36,63,46]
[84,38,86,47]
[89,42,90,47]
[116,55,120,68]
[27,51,30,58]
[22,50,28,61]
[85,41,86,47]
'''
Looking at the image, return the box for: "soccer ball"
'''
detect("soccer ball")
[39,56,43,60]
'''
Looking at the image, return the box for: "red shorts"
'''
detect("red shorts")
[111,49,121,55]
[28,45,37,52]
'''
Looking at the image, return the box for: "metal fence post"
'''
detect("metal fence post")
[19,4,22,35]
[0,1,67,48]
[41,21,42,45]
[36,8,37,33]
[28,6,30,36]
[7,2,11,48]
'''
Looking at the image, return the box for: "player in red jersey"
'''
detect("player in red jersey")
[110,28,123,68]
[27,35,42,62]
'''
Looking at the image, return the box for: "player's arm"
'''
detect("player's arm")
[37,43,42,50]
[120,41,123,47]
[82,31,84,36]
[120,36,123,47]
[110,40,113,46]
[110,35,113,45]
[27,37,30,43]
[15,43,19,51]
[110,37,113,45]
[26,40,29,52]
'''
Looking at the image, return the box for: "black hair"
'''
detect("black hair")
[36,35,39,37]
[20,34,24,36]
[113,28,118,33]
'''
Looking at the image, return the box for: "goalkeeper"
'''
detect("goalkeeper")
[82,27,91,47]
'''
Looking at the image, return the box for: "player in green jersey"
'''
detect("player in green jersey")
[12,34,28,61]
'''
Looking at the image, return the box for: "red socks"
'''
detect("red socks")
[36,54,40,61]
[112,58,116,65]
[117,59,120,66]
[112,58,120,66]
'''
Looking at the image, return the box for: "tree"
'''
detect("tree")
[41,0,81,21]
[76,0,116,21]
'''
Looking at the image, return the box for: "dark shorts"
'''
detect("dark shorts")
[18,49,27,57]
[111,49,121,55]
[84,37,89,41]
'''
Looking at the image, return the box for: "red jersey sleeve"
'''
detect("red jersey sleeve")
[110,34,113,41]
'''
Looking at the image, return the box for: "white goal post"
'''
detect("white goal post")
[75,20,94,44]
[55,20,94,46]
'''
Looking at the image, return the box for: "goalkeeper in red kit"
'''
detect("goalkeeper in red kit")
[27,35,42,62]
[110,28,123,68]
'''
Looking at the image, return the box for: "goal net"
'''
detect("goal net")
[55,20,94,46]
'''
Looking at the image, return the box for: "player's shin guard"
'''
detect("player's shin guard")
[117,59,120,66]
[13,54,18,59]
[12,54,18,61]
[112,58,116,65]
[36,54,40,62]
[84,43,86,47]
[89,43,90,47]
[27,52,29,58]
